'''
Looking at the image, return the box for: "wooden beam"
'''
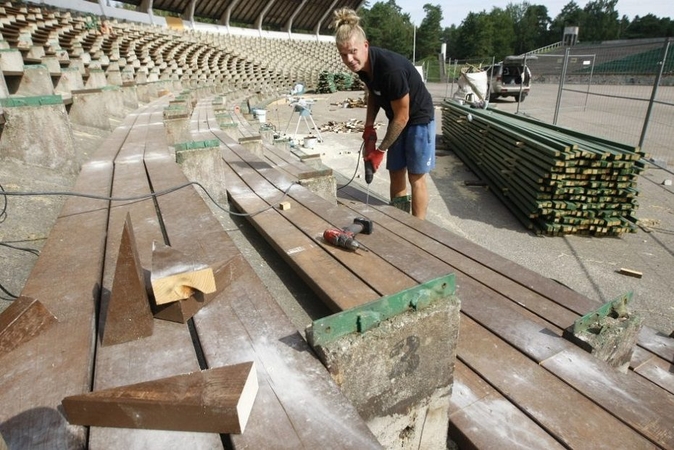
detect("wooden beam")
[62,362,258,434]
[0,296,57,354]
[101,213,154,346]
[152,257,235,323]
[150,241,216,305]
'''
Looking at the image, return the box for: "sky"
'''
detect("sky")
[391,0,672,28]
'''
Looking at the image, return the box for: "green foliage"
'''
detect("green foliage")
[354,1,672,65]
[359,1,414,58]
[581,0,620,41]
[415,4,443,60]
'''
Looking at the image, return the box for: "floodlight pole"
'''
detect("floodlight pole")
[639,38,670,152]
[412,24,416,65]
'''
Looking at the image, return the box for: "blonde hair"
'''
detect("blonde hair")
[331,8,367,45]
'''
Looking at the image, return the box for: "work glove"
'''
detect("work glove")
[363,126,386,172]
[362,125,376,150]
[364,146,386,172]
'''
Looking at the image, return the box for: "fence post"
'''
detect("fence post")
[553,47,571,125]
[639,38,671,157]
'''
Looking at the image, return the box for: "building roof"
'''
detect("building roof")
[117,0,365,35]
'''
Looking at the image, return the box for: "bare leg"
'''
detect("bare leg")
[408,172,429,220]
[389,168,408,199]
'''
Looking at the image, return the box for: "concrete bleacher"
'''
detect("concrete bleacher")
[526,37,670,81]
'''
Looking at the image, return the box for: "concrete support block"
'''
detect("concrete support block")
[174,140,228,205]
[121,68,135,84]
[238,135,264,157]
[307,276,460,449]
[563,292,643,372]
[85,68,108,89]
[0,48,23,75]
[40,56,61,76]
[298,175,337,204]
[6,65,54,97]
[135,71,148,85]
[69,89,116,131]
[0,97,78,174]
[136,84,151,103]
[25,45,45,61]
[120,84,139,110]
[68,58,86,76]
[54,67,85,100]
[164,116,191,146]
[101,87,125,119]
[106,69,123,86]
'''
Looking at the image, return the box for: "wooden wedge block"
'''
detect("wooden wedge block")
[0,296,57,354]
[617,268,643,279]
[153,256,235,323]
[62,361,258,434]
[151,241,216,305]
[102,213,154,347]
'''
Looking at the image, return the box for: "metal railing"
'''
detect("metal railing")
[436,38,674,168]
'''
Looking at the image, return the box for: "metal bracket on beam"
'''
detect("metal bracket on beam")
[572,291,633,335]
[174,140,221,152]
[306,273,456,348]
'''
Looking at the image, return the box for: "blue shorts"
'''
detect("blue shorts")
[386,120,435,174]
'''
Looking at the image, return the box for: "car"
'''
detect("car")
[486,56,533,102]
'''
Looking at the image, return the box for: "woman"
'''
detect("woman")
[332,8,436,219]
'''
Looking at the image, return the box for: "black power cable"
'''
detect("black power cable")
[0,180,300,300]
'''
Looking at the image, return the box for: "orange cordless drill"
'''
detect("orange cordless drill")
[323,218,373,251]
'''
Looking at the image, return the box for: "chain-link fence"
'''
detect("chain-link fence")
[438,38,674,168]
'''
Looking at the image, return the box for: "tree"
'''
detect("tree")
[550,1,585,41]
[508,2,552,54]
[454,11,493,59]
[488,7,516,59]
[360,1,414,58]
[581,0,620,41]
[622,14,674,39]
[415,4,443,60]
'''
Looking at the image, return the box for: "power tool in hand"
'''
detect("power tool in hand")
[363,127,377,184]
[323,218,374,251]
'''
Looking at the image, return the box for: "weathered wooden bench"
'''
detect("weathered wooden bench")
[185,97,462,448]
[186,95,674,449]
[0,91,381,449]
[338,186,674,449]
[191,98,337,202]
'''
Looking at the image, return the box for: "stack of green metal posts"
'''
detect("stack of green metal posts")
[441,100,645,236]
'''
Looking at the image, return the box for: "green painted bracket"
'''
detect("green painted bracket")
[0,95,64,107]
[572,291,633,335]
[174,140,221,152]
[307,273,456,348]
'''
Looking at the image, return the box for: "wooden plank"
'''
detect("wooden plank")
[337,198,580,330]
[541,348,674,448]
[338,186,672,363]
[631,348,674,395]
[0,296,57,354]
[142,151,382,449]
[0,159,112,449]
[458,316,658,449]
[88,105,222,450]
[218,144,410,308]
[340,199,674,445]
[63,362,258,434]
[449,361,566,450]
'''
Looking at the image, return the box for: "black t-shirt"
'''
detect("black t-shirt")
[357,46,434,125]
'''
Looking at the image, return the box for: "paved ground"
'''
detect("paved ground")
[2,82,673,340]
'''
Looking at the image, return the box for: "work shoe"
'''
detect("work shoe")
[390,195,411,213]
